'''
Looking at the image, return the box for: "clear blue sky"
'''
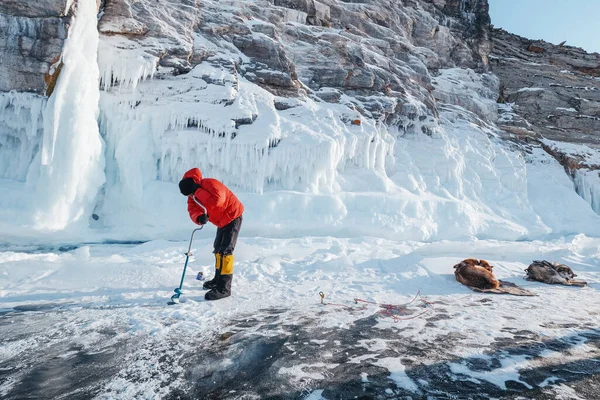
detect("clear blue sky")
[488,0,600,54]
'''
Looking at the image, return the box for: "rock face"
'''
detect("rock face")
[94,0,492,133]
[422,0,492,69]
[2,1,599,161]
[98,0,198,73]
[0,0,73,93]
[5,0,599,146]
[490,28,600,212]
[1,0,493,101]
[491,28,600,146]
[0,0,72,18]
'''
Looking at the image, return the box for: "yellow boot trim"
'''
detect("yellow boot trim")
[215,253,222,271]
[221,254,234,275]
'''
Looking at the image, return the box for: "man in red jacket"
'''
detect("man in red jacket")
[178,168,244,300]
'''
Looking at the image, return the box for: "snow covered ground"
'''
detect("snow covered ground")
[1,234,599,399]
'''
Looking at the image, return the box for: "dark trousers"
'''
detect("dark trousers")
[213,216,242,255]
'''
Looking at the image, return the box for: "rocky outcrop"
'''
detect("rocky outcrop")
[422,0,492,70]
[1,0,493,106]
[0,0,74,94]
[0,0,72,18]
[95,0,492,132]
[491,27,600,213]
[98,0,198,73]
[491,28,600,146]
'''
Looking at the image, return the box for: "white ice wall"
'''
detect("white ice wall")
[0,0,105,234]
[2,6,600,242]
[88,43,600,241]
[575,169,600,215]
[0,93,45,181]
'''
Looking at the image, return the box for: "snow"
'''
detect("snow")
[4,234,599,314]
[35,0,105,231]
[517,87,545,93]
[3,8,600,243]
[304,390,325,400]
[278,362,339,381]
[374,357,418,392]
[525,147,600,235]
[1,235,600,396]
[538,139,600,215]
[9,64,596,242]
[0,92,45,181]
[542,139,600,166]
[551,384,588,400]
[497,102,517,123]
[574,169,600,214]
[0,0,105,233]
[448,353,533,390]
[432,68,499,120]
[98,35,158,90]
[2,44,600,243]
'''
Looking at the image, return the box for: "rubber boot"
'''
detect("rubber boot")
[205,275,232,301]
[205,254,233,300]
[203,253,221,290]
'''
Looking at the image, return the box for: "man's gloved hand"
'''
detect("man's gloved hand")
[197,214,208,225]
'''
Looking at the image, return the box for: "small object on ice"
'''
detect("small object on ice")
[351,119,361,126]
[454,259,535,295]
[525,260,587,286]
[92,213,99,220]
[196,271,205,281]
[319,291,325,304]
[453,258,500,290]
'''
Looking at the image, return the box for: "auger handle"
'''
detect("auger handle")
[177,226,204,292]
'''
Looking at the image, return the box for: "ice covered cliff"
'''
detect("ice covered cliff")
[1,0,599,241]
[491,28,600,215]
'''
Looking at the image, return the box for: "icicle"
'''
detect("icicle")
[574,169,600,214]
[97,37,158,91]
[35,0,106,230]
[0,92,46,181]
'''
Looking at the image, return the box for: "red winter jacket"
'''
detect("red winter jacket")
[182,168,244,228]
